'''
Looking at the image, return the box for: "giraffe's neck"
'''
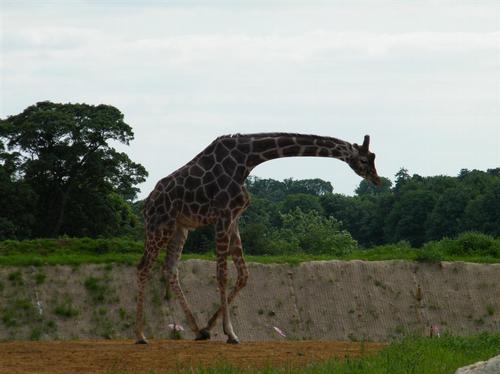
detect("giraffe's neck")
[192,133,358,186]
[239,133,355,170]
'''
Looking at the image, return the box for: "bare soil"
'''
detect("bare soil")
[0,340,385,374]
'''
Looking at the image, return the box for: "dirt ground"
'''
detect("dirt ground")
[0,340,385,374]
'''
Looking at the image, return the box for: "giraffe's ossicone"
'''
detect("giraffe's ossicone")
[135,132,380,344]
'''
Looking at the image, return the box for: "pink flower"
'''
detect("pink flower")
[168,323,185,332]
[431,325,440,337]
[273,326,286,337]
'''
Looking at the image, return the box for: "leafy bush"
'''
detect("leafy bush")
[54,299,79,318]
[416,245,444,263]
[84,277,108,303]
[456,232,499,256]
[432,232,500,257]
[359,241,413,256]
[1,298,38,327]
[266,208,357,255]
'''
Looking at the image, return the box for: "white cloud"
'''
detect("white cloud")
[5,28,499,65]
[1,1,499,197]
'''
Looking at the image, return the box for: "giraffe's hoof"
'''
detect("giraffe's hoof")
[195,329,211,341]
[135,338,149,344]
[226,337,240,344]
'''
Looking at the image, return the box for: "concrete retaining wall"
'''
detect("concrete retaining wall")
[0,260,499,341]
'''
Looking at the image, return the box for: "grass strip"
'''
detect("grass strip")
[1,234,499,266]
[170,333,500,374]
[1,251,500,267]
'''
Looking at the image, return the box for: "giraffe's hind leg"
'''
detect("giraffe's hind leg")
[135,229,172,344]
[212,217,241,344]
[204,223,248,335]
[162,226,204,338]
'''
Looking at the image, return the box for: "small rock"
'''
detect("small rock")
[456,355,500,374]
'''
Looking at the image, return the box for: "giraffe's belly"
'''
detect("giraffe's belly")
[177,207,217,229]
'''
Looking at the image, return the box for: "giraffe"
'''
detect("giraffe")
[135,132,380,344]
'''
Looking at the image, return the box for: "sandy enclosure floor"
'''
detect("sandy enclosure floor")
[0,340,385,373]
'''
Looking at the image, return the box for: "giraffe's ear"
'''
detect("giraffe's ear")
[353,143,359,150]
[360,135,370,153]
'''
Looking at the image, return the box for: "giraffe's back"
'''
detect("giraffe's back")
[143,175,179,232]
[143,168,218,233]
[143,136,256,234]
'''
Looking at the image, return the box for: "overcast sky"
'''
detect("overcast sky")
[1,1,499,198]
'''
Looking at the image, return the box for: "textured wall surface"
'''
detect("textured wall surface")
[0,260,499,341]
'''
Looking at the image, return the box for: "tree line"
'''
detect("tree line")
[232,169,500,254]
[1,102,499,256]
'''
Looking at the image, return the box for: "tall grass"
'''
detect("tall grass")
[173,333,500,374]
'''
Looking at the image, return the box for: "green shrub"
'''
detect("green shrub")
[30,328,42,341]
[35,273,46,284]
[8,271,23,285]
[419,233,500,259]
[486,305,495,316]
[54,297,79,318]
[1,298,38,327]
[416,244,444,263]
[169,326,183,340]
[118,307,127,320]
[84,274,117,304]
[456,232,499,256]
[267,208,358,256]
[2,309,17,327]
[84,276,107,303]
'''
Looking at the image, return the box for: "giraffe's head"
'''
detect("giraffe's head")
[349,135,381,186]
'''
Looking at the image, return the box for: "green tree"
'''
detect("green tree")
[384,189,436,246]
[246,176,334,201]
[394,167,411,192]
[487,168,500,177]
[184,225,215,253]
[0,142,37,239]
[360,193,394,246]
[239,196,279,254]
[280,193,324,215]
[463,181,500,237]
[268,208,357,255]
[425,187,471,240]
[320,193,367,241]
[245,177,287,202]
[283,178,333,196]
[459,169,496,193]
[355,176,392,196]
[0,101,147,237]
